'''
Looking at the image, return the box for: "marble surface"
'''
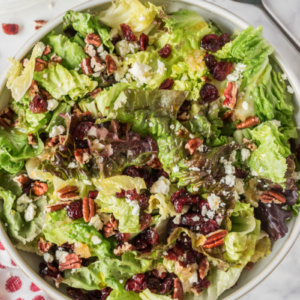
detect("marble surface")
[0,0,300,299]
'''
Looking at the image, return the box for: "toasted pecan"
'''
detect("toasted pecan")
[57,185,80,201]
[260,190,286,204]
[185,138,203,155]
[32,181,48,196]
[82,197,96,222]
[74,148,91,164]
[236,116,260,129]
[199,257,209,280]
[35,58,48,72]
[202,230,228,249]
[173,278,183,300]
[38,237,52,253]
[223,82,238,110]
[59,253,81,271]
[45,201,71,212]
[90,87,102,99]
[84,33,102,47]
[105,55,117,74]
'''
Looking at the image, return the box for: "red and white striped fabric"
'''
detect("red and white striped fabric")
[0,241,53,300]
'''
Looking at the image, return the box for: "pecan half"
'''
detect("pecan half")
[103,216,118,238]
[57,185,80,201]
[202,230,228,249]
[82,197,95,222]
[38,237,52,253]
[105,55,117,74]
[90,87,102,99]
[223,82,238,109]
[81,57,93,75]
[29,80,39,99]
[45,201,71,212]
[35,58,48,72]
[236,116,260,129]
[85,33,102,47]
[0,107,14,127]
[14,174,29,187]
[32,181,48,196]
[246,142,257,151]
[173,278,183,300]
[113,242,135,256]
[147,155,162,169]
[177,111,190,122]
[245,262,253,270]
[199,257,209,280]
[185,138,203,155]
[190,284,204,296]
[59,253,81,271]
[28,133,37,146]
[50,54,62,64]
[201,76,211,82]
[74,148,91,164]
[45,136,59,147]
[221,110,235,123]
[34,20,47,30]
[260,190,286,204]
[43,45,52,56]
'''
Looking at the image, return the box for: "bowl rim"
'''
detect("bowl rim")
[0,0,300,299]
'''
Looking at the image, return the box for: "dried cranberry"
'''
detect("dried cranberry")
[200,83,219,104]
[159,78,174,90]
[284,188,298,206]
[186,250,197,264]
[201,34,220,52]
[147,275,161,293]
[219,33,231,47]
[166,217,180,236]
[160,277,173,295]
[67,287,87,300]
[115,189,125,198]
[39,262,59,279]
[144,228,159,245]
[138,193,149,210]
[67,200,83,220]
[115,231,130,242]
[124,189,140,200]
[100,287,113,300]
[235,167,248,179]
[125,274,147,293]
[139,33,149,51]
[139,213,152,231]
[133,228,159,251]
[172,245,185,256]
[176,234,192,250]
[181,213,203,226]
[120,23,138,41]
[72,122,93,141]
[199,219,219,235]
[158,44,172,58]
[204,52,217,73]
[151,269,167,280]
[88,190,98,199]
[2,23,19,35]
[123,166,150,183]
[171,188,199,213]
[29,95,48,113]
[164,249,179,261]
[213,61,234,81]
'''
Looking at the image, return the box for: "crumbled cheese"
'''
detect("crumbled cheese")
[55,250,69,263]
[44,253,54,263]
[242,101,249,110]
[271,119,281,127]
[157,60,166,75]
[207,194,221,211]
[149,122,153,127]
[83,180,92,185]
[16,194,32,212]
[139,14,146,21]
[43,73,48,79]
[229,150,236,163]
[192,215,200,222]
[227,62,246,82]
[173,215,181,224]
[97,44,109,60]
[125,198,140,216]
[206,210,215,219]
[287,85,294,94]
[91,140,105,151]
[198,144,205,152]
[241,148,251,161]
[47,99,59,111]
[172,166,179,173]
[91,235,102,245]
[181,74,188,81]
[129,62,152,85]
[189,167,200,172]
[49,125,65,138]
[221,174,236,187]
[235,178,245,195]
[281,73,288,80]
[87,126,97,136]
[68,162,77,169]
[114,65,127,81]
[150,176,170,195]
[24,203,37,222]
[170,124,175,130]
[188,271,199,284]
[89,215,103,231]
[116,40,138,57]
[220,157,235,175]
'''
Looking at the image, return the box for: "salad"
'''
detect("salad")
[0,0,299,299]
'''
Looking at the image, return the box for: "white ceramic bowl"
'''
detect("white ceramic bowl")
[0,0,300,299]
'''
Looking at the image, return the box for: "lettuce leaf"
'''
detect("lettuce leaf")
[63,10,113,52]
[224,201,260,264]
[248,121,290,184]
[98,0,161,33]
[33,63,97,100]
[6,42,45,101]
[44,32,87,69]
[0,188,47,243]
[140,289,171,300]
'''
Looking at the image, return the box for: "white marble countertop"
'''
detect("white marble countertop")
[0,0,300,299]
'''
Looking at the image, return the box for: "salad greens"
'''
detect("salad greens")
[0,0,299,299]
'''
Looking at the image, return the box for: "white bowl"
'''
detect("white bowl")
[0,0,300,299]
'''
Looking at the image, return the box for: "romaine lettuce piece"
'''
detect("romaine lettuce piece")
[63,10,113,52]
[33,63,97,100]
[44,33,88,69]
[98,0,161,33]
[0,188,47,243]
[6,42,45,101]
[140,289,171,300]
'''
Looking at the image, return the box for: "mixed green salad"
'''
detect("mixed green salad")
[0,0,300,299]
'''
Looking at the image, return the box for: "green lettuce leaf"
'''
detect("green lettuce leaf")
[63,10,113,52]
[44,32,87,69]
[0,188,47,243]
[33,63,97,100]
[140,289,171,300]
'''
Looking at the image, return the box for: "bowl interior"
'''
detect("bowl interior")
[0,1,299,299]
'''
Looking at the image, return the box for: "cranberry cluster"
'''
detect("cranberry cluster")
[115,188,150,210]
[67,287,112,300]
[131,228,159,253]
[201,33,231,53]
[125,270,177,294]
[66,200,83,220]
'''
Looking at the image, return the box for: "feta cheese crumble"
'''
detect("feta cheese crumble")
[241,148,251,161]
[91,236,102,245]
[157,60,166,75]
[55,250,69,263]
[129,62,152,85]
[24,203,37,222]
[89,215,103,231]
[207,194,221,211]
[125,198,140,216]
[287,85,294,94]
[150,176,171,195]
[49,125,65,138]
[44,253,54,263]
